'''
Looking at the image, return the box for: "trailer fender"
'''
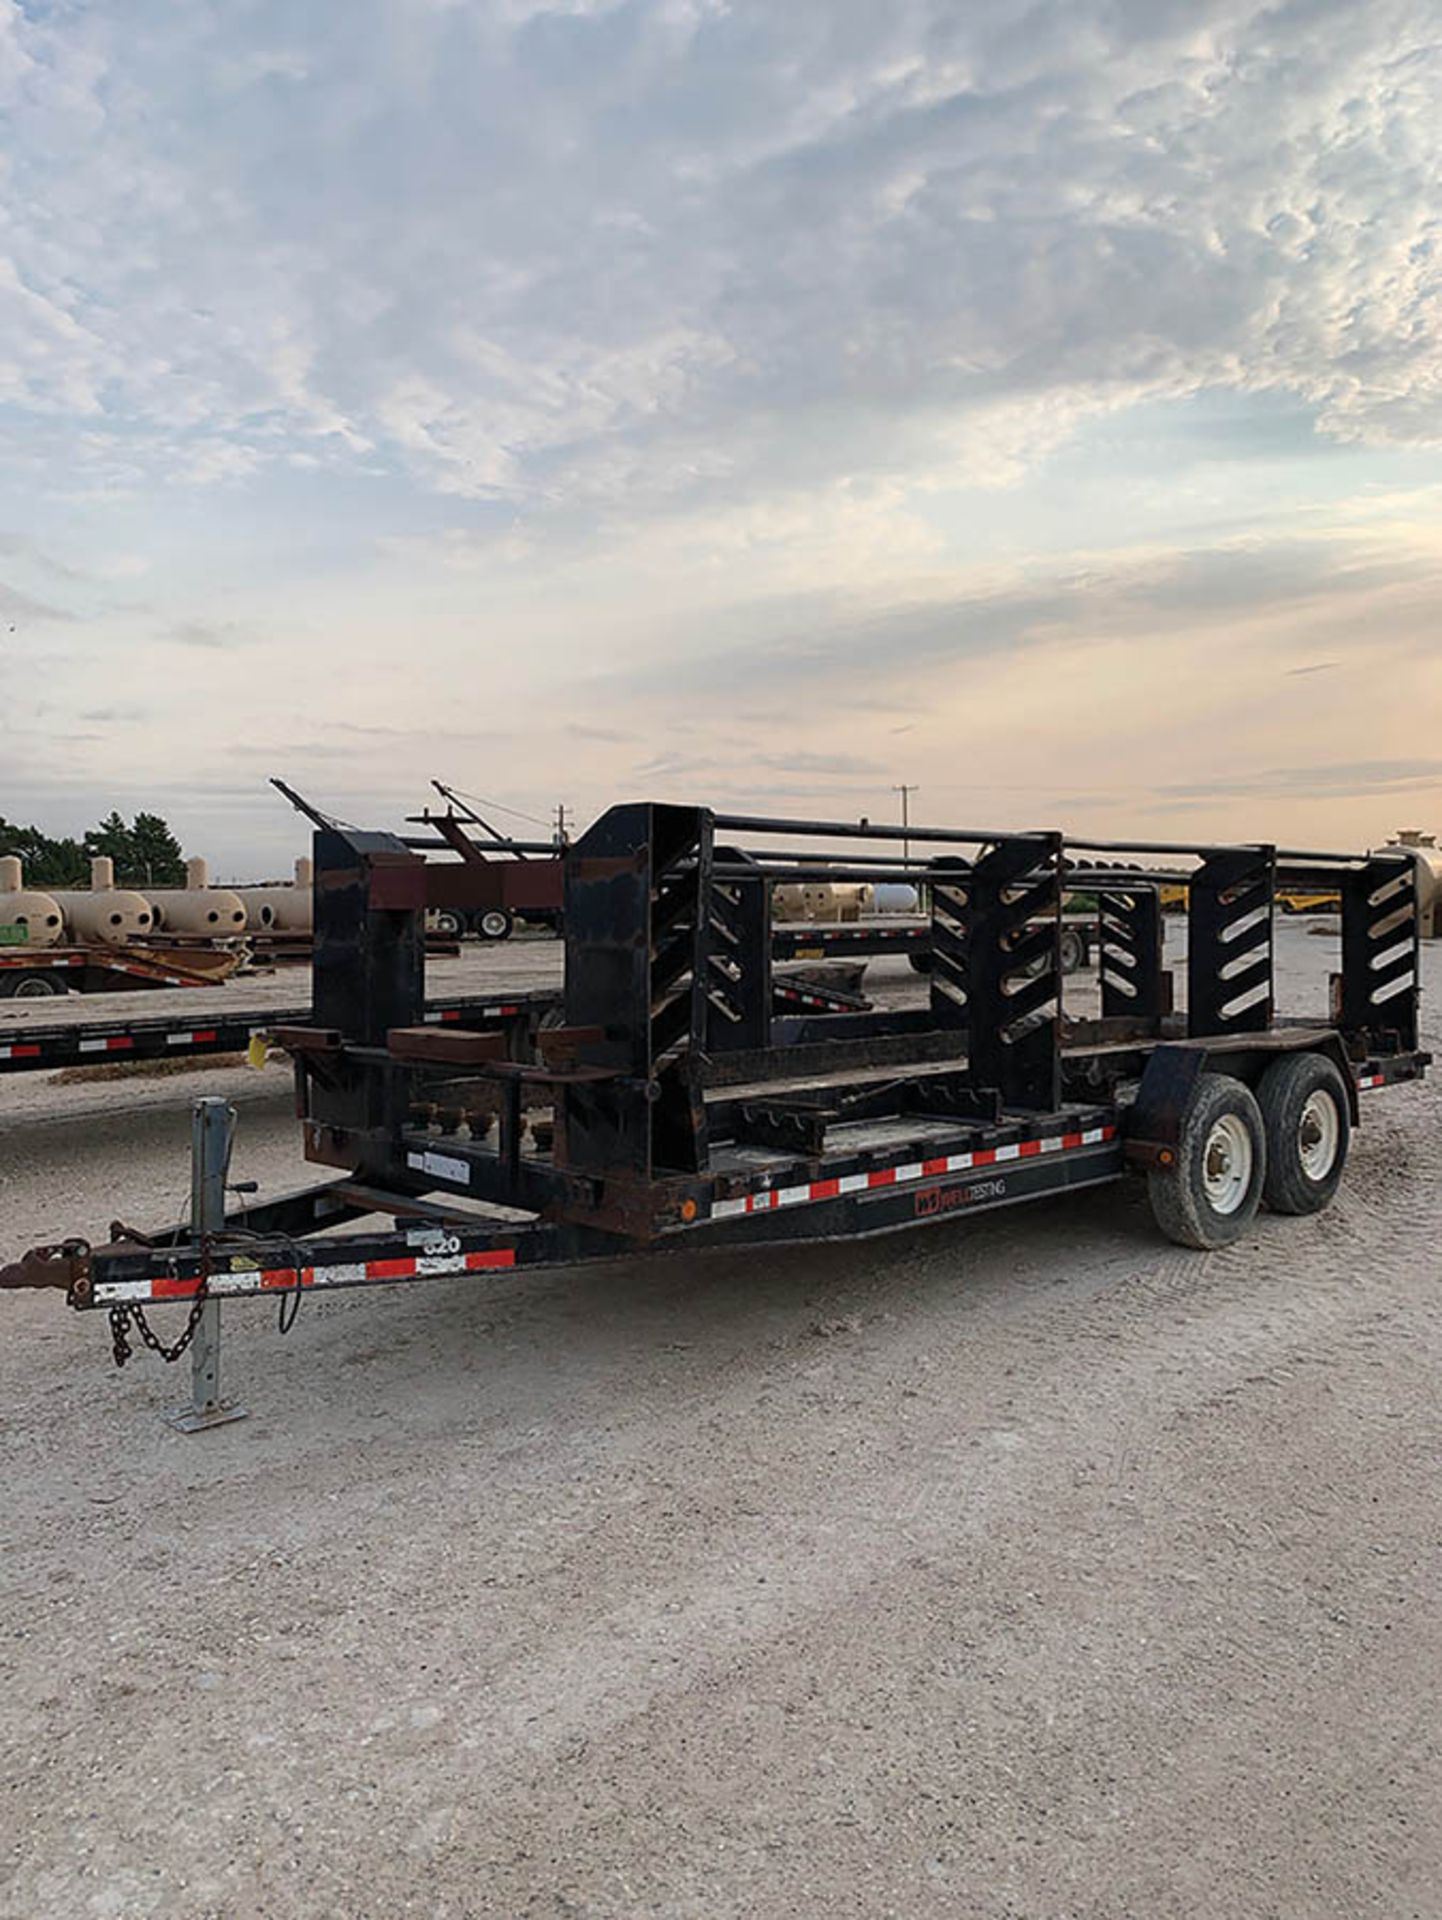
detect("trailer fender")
[1123,1044,1207,1169]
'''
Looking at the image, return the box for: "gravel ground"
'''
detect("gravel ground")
[1,923,1439,1919]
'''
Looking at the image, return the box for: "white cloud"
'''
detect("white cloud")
[0,0,1439,526]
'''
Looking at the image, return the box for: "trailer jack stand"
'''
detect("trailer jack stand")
[164,1099,248,1435]
[164,1299,247,1433]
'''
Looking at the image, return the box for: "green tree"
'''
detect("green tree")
[0,816,87,887]
[127,812,186,887]
[85,810,134,874]
[83,810,186,887]
[0,809,188,890]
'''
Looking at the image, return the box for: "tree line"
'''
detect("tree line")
[0,810,188,889]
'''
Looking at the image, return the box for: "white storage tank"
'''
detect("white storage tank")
[278,855,314,935]
[231,890,277,930]
[145,857,248,936]
[772,881,875,923]
[233,857,313,935]
[49,857,156,945]
[0,856,65,947]
[1388,831,1442,938]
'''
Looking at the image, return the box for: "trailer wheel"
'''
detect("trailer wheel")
[477,909,514,942]
[1148,1073,1266,1250]
[1059,927,1087,974]
[1256,1052,1350,1215]
[0,970,65,998]
[429,908,467,939]
[907,950,933,975]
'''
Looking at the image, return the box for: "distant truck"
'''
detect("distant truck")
[1159,882,1340,915]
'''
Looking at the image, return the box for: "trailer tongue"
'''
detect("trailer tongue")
[2,801,1428,1424]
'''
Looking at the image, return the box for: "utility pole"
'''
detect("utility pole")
[553,803,573,849]
[893,784,918,867]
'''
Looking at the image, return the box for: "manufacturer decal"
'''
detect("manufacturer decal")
[915,1176,1007,1217]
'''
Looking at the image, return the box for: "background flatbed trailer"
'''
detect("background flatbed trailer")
[0,943,242,1000]
[772,915,1095,972]
[0,964,869,1075]
[0,990,553,1075]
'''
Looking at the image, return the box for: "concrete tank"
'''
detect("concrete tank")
[145,857,247,936]
[234,857,313,935]
[231,890,277,930]
[772,881,875,923]
[0,856,65,947]
[49,857,156,945]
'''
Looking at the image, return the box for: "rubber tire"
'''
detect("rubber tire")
[1059,927,1087,975]
[1256,1052,1351,1216]
[0,970,64,998]
[477,909,514,942]
[908,950,933,975]
[1148,1072,1267,1250]
[429,908,466,939]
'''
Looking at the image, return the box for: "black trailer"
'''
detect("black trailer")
[0,943,243,1000]
[2,802,1427,1416]
[0,969,867,1077]
[0,991,553,1074]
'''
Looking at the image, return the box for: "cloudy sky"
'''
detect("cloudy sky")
[3,0,1441,874]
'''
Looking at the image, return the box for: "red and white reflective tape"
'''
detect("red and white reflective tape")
[78,1035,135,1055]
[0,1041,42,1061]
[710,1123,1118,1220]
[97,1244,517,1305]
[423,1004,522,1025]
[0,953,84,972]
[165,1028,219,1047]
[1357,1073,1384,1090]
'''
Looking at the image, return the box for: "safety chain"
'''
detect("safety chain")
[108,1275,209,1369]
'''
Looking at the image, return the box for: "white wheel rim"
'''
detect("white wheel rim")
[1203,1112,1254,1215]
[482,913,507,936]
[1298,1089,1341,1181]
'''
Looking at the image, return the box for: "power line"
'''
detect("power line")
[441,783,551,831]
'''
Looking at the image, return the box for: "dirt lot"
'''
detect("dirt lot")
[2,924,1439,1919]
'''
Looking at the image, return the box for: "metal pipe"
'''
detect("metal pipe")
[714,813,1052,845]
[743,849,967,872]
[715,865,944,885]
[1071,834,1410,866]
[1064,835,1261,857]
[401,834,559,857]
[1277,846,1411,865]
